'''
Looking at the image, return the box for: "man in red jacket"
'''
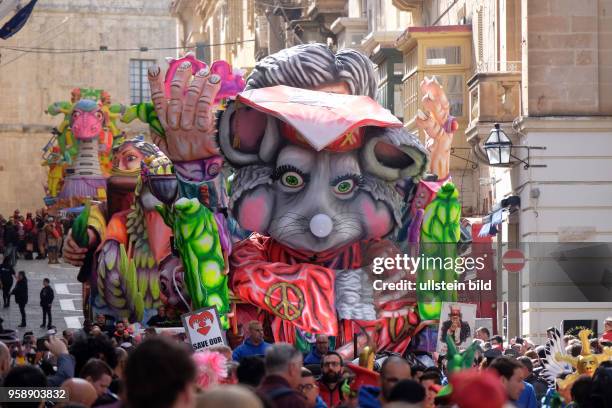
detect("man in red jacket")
[317,352,344,408]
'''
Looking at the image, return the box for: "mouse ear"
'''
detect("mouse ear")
[360,127,429,182]
[218,102,281,167]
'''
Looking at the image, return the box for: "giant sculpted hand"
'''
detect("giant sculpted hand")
[415,76,458,180]
[147,62,222,161]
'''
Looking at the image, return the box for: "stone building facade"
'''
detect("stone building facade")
[0,0,177,215]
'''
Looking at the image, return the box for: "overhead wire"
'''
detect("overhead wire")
[0,39,256,55]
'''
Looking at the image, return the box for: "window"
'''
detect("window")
[404,49,417,76]
[425,46,461,65]
[129,59,156,104]
[393,63,404,77]
[433,74,464,116]
[393,83,403,120]
[404,73,418,122]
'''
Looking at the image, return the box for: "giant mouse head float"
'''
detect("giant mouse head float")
[219,44,429,253]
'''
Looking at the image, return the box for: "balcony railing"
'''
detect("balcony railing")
[476,60,522,73]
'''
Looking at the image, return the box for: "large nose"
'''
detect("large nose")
[309,213,333,238]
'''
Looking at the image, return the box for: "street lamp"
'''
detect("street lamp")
[478,123,547,169]
[484,124,512,165]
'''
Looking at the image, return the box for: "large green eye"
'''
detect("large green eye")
[281,172,304,188]
[334,179,355,195]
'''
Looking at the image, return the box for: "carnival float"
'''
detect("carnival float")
[48,43,611,399]
[64,44,465,355]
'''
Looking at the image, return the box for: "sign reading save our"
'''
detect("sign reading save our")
[181,306,226,351]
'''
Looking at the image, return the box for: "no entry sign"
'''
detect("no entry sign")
[503,249,526,273]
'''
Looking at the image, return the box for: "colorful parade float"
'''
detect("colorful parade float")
[53,44,611,404]
[43,88,124,210]
[60,45,481,357]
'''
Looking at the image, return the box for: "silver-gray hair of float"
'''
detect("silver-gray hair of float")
[219,43,430,253]
[245,43,378,98]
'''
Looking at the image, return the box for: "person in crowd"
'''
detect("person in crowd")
[0,342,10,381]
[112,321,133,345]
[600,316,612,343]
[35,211,46,260]
[567,342,582,358]
[257,343,306,408]
[60,378,98,408]
[3,217,18,267]
[196,385,264,408]
[94,313,114,336]
[0,256,15,307]
[110,347,128,396]
[80,358,116,405]
[3,365,48,408]
[69,332,118,379]
[489,356,526,404]
[411,365,425,381]
[517,356,547,404]
[232,321,271,361]
[23,213,35,260]
[54,218,65,258]
[567,375,592,408]
[304,334,330,366]
[44,216,61,264]
[299,368,325,408]
[387,379,425,406]
[491,335,504,351]
[147,305,169,327]
[357,356,412,408]
[475,326,491,342]
[124,336,197,408]
[45,335,77,387]
[11,270,28,327]
[63,329,74,346]
[381,357,413,406]
[237,355,266,388]
[192,350,228,390]
[317,351,344,408]
[419,370,441,408]
[40,277,54,329]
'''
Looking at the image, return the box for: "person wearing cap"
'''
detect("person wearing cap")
[600,317,612,343]
[439,305,471,349]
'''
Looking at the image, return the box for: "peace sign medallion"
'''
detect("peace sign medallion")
[264,282,305,321]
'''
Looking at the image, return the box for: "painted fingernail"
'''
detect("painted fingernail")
[148,65,160,76]
[179,61,191,70]
[196,66,210,77]
[198,117,208,128]
[209,74,221,84]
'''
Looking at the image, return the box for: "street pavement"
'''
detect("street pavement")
[0,259,83,337]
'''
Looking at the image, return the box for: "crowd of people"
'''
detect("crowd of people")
[0,317,608,408]
[0,209,74,266]
[0,208,610,407]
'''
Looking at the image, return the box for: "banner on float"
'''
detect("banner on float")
[562,319,598,337]
[436,302,477,355]
[181,306,226,352]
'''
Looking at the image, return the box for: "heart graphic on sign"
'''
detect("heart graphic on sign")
[189,310,215,336]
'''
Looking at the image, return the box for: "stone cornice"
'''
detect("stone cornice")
[361,30,404,55]
[330,17,368,34]
[516,116,612,133]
